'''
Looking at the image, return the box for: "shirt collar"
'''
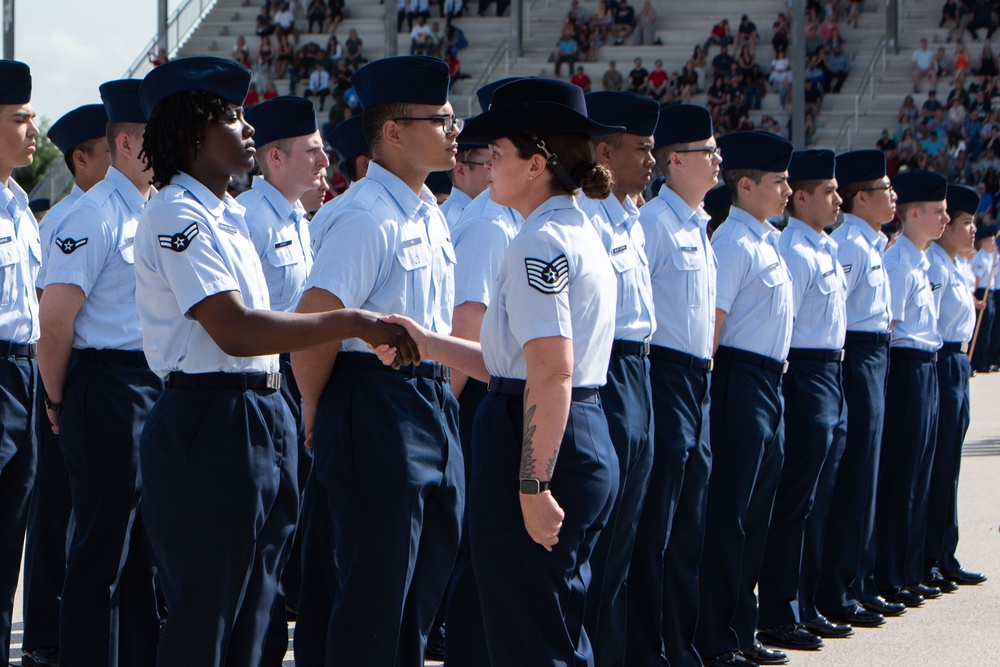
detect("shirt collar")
[171,172,246,219]
[658,184,710,229]
[525,194,577,228]
[251,175,302,222]
[844,213,888,250]
[786,216,834,251]
[105,166,151,216]
[0,177,28,220]
[448,188,472,210]
[927,240,956,269]
[366,161,437,220]
[895,233,930,270]
[599,193,639,231]
[728,205,774,240]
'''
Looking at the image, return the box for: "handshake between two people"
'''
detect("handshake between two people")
[365,313,430,368]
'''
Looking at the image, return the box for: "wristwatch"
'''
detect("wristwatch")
[519,478,552,495]
[43,395,62,412]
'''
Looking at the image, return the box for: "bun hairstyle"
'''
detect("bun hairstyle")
[509,132,615,200]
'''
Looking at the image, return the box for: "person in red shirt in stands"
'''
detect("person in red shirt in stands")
[571,65,592,92]
[646,58,668,102]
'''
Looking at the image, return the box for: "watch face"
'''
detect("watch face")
[519,478,540,495]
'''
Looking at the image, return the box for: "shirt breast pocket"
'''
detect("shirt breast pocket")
[914,284,934,325]
[671,248,705,307]
[266,242,305,302]
[755,262,789,321]
[117,241,137,303]
[0,240,21,308]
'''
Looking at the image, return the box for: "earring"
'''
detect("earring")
[527,175,533,180]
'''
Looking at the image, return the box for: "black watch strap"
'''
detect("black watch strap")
[519,478,552,495]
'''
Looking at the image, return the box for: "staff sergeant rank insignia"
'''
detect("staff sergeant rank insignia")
[159,222,200,252]
[55,237,88,254]
[525,254,570,294]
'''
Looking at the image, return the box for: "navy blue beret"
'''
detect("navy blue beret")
[881,222,899,236]
[650,176,665,197]
[100,79,146,124]
[459,77,624,144]
[585,91,659,137]
[327,114,370,174]
[0,60,31,105]
[457,117,488,152]
[245,96,318,147]
[425,170,452,196]
[703,184,732,217]
[717,131,792,173]
[28,198,49,214]
[140,56,251,118]
[48,104,108,155]
[976,224,997,240]
[352,56,450,109]
[788,149,835,182]
[891,170,948,204]
[654,104,713,148]
[946,183,981,215]
[834,149,886,186]
[477,77,521,112]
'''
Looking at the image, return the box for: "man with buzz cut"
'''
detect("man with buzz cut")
[440,129,490,232]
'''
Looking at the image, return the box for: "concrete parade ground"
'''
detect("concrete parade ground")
[10,372,1000,666]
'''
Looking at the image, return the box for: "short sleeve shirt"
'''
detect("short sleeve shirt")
[912,47,934,70]
[778,218,848,349]
[36,184,85,289]
[830,213,892,332]
[884,233,943,351]
[927,242,975,343]
[440,187,472,233]
[970,248,1000,289]
[0,178,41,344]
[451,188,521,308]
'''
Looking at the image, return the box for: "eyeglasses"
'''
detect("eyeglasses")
[461,160,486,166]
[859,183,894,192]
[674,146,723,159]
[392,115,464,133]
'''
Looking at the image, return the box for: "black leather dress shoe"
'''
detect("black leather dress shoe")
[924,572,959,593]
[943,568,988,585]
[906,582,941,599]
[703,651,760,666]
[21,647,60,667]
[863,595,906,617]
[881,587,925,607]
[756,625,824,651]
[742,640,790,665]
[827,603,885,627]
[801,614,854,638]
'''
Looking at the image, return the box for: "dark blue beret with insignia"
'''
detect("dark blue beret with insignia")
[585,91,659,137]
[976,224,997,240]
[28,198,50,214]
[100,79,146,124]
[0,60,31,105]
[352,56,450,109]
[48,105,108,155]
[477,77,522,112]
[717,131,793,173]
[654,104,713,148]
[425,170,452,196]
[946,183,981,215]
[245,96,318,147]
[327,114,370,176]
[140,56,251,119]
[834,149,886,186]
[891,170,948,204]
[703,184,732,218]
[788,149,835,182]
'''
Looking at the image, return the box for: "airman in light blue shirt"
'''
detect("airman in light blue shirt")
[780,217,848,349]
[0,178,41,344]
[452,187,521,308]
[928,241,975,343]
[885,232,944,352]
[37,185,84,290]
[831,214,893,332]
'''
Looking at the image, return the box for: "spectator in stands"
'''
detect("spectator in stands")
[441,22,468,58]
[256,4,276,37]
[274,32,293,79]
[258,34,276,72]
[744,63,766,109]
[554,29,580,77]
[948,79,971,108]
[913,38,937,92]
[148,48,169,67]
[627,57,649,94]
[689,44,708,91]
[263,80,280,101]
[634,2,657,45]
[566,0,591,23]
[941,0,964,41]
[820,10,840,41]
[232,35,251,68]
[612,0,636,45]
[826,43,851,92]
[646,59,668,101]
[445,51,470,79]
[899,128,919,162]
[923,88,944,118]
[325,35,342,69]
[244,82,260,108]
[333,58,353,93]
[410,15,434,55]
[737,14,759,56]
[429,22,447,57]
[712,43,735,80]
[977,42,999,77]
[877,129,897,152]
[307,0,327,33]
[934,45,956,82]
[922,129,947,170]
[704,18,732,53]
[602,60,624,91]
[804,77,824,118]
[965,0,998,42]
[570,65,592,92]
[328,0,346,32]
[769,49,792,106]
[706,75,728,122]
[846,0,862,27]
[952,41,971,83]
[964,109,985,159]
[274,2,300,44]
[591,1,614,48]
[805,55,827,90]
[900,94,921,125]
[736,44,755,78]
[679,61,699,102]
[345,28,364,67]
[407,0,431,32]
[304,60,331,110]
[805,21,825,57]
[760,113,782,133]
[442,0,464,24]
[825,25,845,54]
[948,95,970,127]
[773,12,790,54]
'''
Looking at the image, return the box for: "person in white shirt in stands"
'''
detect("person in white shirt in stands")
[303,61,331,111]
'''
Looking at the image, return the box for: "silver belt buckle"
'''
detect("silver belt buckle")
[961,342,970,354]
[266,372,282,390]
[781,361,789,374]
[706,359,714,372]
[839,349,846,362]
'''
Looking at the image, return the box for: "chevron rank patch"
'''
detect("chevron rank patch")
[525,254,569,294]
[55,237,88,254]
[842,263,852,274]
[158,223,200,252]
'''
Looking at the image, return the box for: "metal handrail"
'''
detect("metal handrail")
[468,39,512,116]
[853,36,887,132]
[524,0,551,39]
[833,115,855,153]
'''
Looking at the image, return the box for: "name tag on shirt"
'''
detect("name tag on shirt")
[0,236,10,245]
[612,244,628,255]
[218,222,239,235]
[402,237,423,248]
[680,246,698,252]
[274,240,293,249]
[822,269,835,278]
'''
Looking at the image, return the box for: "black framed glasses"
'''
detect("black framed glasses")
[859,183,894,192]
[461,160,486,166]
[674,146,723,159]
[392,115,464,133]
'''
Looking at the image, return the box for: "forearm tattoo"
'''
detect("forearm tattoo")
[520,389,538,478]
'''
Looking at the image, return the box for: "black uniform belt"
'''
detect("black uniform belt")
[75,348,148,366]
[940,341,969,354]
[648,344,713,371]
[338,351,450,381]
[0,340,37,358]
[845,331,891,345]
[889,347,938,363]
[787,347,845,363]
[486,377,600,404]
[611,339,650,357]
[714,346,788,374]
[166,371,282,391]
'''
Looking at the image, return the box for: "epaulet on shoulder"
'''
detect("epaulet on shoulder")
[351,178,382,212]
[80,178,117,209]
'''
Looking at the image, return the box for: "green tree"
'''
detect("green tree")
[13,118,61,193]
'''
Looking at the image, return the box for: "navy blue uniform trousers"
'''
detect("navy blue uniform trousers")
[471,384,617,667]
[626,347,711,667]
[924,347,972,576]
[292,467,337,667]
[988,291,1000,367]
[59,351,162,667]
[816,333,889,613]
[140,377,299,667]
[875,348,939,590]
[970,288,994,371]
[695,347,784,658]
[585,348,653,667]
[0,351,37,667]
[21,380,71,653]
[313,353,463,667]
[758,354,845,629]
[277,353,311,617]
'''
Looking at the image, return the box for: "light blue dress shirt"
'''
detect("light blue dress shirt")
[970,248,1000,289]
[481,195,615,387]
[579,192,655,343]
[440,187,472,233]
[0,177,41,344]
[36,184,85,290]
[238,176,313,313]
[451,188,521,307]
[44,167,149,350]
[830,213,892,332]
[927,242,975,344]
[639,184,716,359]
[305,161,456,354]
[779,217,848,349]
[884,234,943,352]
[134,172,278,378]
[712,206,794,362]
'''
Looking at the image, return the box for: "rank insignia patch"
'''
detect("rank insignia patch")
[525,254,569,294]
[55,237,88,254]
[159,223,200,252]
